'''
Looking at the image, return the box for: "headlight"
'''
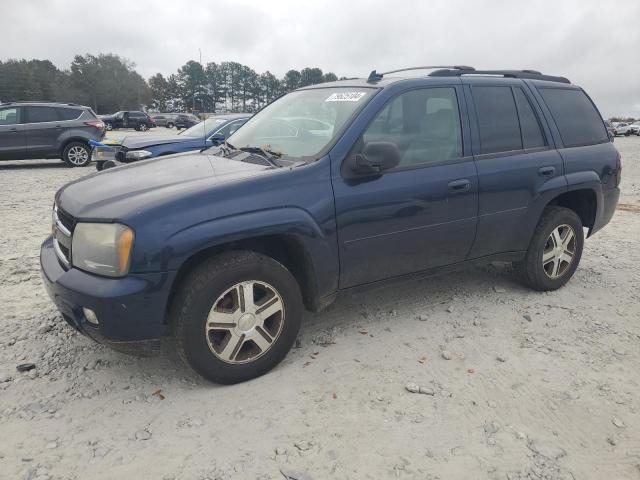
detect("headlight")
[72,223,135,277]
[125,150,153,160]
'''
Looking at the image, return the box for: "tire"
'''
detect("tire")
[167,122,174,129]
[62,141,91,167]
[171,251,303,384]
[104,122,113,131]
[139,123,149,132]
[518,206,584,291]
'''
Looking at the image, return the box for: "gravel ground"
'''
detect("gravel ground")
[1,133,639,480]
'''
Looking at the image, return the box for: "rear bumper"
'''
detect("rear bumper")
[591,186,620,235]
[40,236,176,343]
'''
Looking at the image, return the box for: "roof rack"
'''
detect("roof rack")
[0,101,83,106]
[367,65,474,83]
[366,66,570,84]
[429,68,570,84]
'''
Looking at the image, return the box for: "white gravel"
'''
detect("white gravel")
[0,133,639,479]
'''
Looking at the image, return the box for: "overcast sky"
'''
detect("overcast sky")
[1,0,638,117]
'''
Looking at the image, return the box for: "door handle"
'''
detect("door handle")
[448,179,471,193]
[538,166,555,177]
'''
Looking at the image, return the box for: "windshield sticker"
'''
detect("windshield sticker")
[325,92,367,102]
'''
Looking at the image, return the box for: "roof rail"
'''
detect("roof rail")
[429,68,570,84]
[367,65,475,83]
[0,101,83,106]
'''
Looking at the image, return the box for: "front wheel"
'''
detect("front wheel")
[167,122,174,129]
[104,122,113,131]
[62,142,91,167]
[139,123,149,132]
[517,206,584,291]
[171,251,303,384]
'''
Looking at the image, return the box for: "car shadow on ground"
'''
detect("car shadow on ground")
[103,262,523,387]
[0,161,71,170]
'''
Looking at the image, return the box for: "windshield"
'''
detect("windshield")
[227,87,376,160]
[181,118,228,138]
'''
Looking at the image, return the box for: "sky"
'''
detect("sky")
[1,0,639,117]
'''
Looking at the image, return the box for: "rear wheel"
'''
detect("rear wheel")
[518,206,584,291]
[104,122,113,131]
[167,122,175,129]
[171,251,303,384]
[62,142,91,167]
[139,123,149,132]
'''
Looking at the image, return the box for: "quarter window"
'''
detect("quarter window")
[0,107,20,125]
[58,108,82,121]
[26,106,58,123]
[539,88,608,147]
[362,87,463,168]
[473,86,522,154]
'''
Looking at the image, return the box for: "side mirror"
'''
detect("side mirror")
[352,142,401,174]
[209,133,225,145]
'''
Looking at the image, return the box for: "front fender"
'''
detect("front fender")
[160,207,338,300]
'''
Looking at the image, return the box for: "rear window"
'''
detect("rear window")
[473,86,522,154]
[58,108,82,121]
[539,88,608,147]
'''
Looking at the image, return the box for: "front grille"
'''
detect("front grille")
[53,204,74,269]
[56,207,75,233]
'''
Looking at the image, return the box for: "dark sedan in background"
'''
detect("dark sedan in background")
[92,113,250,170]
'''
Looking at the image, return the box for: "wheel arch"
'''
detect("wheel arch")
[166,233,323,322]
[59,136,90,155]
[546,185,600,235]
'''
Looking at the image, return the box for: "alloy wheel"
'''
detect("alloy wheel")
[205,281,285,364]
[67,146,89,165]
[542,224,576,278]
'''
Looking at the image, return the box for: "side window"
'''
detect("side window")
[513,88,546,149]
[57,108,82,121]
[539,88,608,147]
[0,107,20,125]
[362,87,463,168]
[26,106,58,123]
[473,86,522,154]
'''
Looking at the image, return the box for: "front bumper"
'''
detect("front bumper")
[40,236,176,343]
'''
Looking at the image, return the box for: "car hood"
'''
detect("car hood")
[57,152,273,220]
[121,134,204,149]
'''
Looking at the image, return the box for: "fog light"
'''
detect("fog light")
[82,307,99,325]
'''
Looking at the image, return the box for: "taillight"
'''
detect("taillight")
[85,120,105,130]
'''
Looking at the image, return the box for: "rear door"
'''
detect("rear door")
[332,84,479,287]
[0,106,26,160]
[463,79,565,257]
[24,106,62,158]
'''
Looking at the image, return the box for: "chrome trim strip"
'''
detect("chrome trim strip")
[53,206,71,236]
[53,238,70,268]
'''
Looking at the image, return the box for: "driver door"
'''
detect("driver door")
[332,86,478,288]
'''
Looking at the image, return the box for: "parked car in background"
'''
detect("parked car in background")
[611,122,631,136]
[100,111,155,131]
[604,121,615,139]
[42,66,620,384]
[628,121,640,135]
[92,113,250,170]
[150,113,177,128]
[175,113,200,130]
[0,101,105,166]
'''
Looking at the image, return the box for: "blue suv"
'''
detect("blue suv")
[41,66,621,384]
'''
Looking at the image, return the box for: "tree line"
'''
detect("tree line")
[0,54,341,114]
